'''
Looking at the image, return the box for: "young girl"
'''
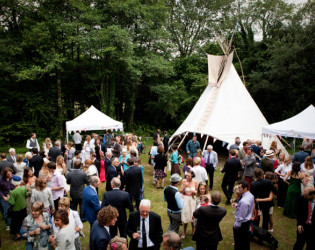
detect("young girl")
[196,182,210,208]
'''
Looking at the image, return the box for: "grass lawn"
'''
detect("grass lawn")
[0,146,297,249]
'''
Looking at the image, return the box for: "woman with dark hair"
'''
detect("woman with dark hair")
[0,168,15,230]
[49,209,76,249]
[22,201,52,249]
[170,145,181,175]
[154,146,167,189]
[179,169,198,239]
[24,167,36,214]
[90,205,119,250]
[283,162,306,219]
[183,158,193,177]
[31,177,54,215]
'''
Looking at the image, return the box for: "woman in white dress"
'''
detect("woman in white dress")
[13,154,26,178]
[56,155,66,175]
[300,156,315,193]
[179,169,198,239]
[84,159,98,178]
[83,135,92,160]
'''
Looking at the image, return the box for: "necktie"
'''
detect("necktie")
[207,153,211,164]
[306,201,312,224]
[142,218,147,248]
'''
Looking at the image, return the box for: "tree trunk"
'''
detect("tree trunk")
[56,69,63,136]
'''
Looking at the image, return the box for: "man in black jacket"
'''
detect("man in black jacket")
[29,148,44,177]
[221,149,242,204]
[127,199,163,250]
[193,191,227,250]
[91,152,100,176]
[0,153,14,173]
[124,158,143,211]
[293,187,315,250]
[163,131,169,153]
[101,177,133,238]
[48,141,63,163]
[106,157,118,192]
[67,160,89,220]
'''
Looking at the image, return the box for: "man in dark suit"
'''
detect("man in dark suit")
[127,199,163,250]
[293,145,309,164]
[29,148,44,177]
[106,158,118,192]
[101,177,133,238]
[163,131,169,153]
[90,205,119,250]
[67,160,89,220]
[111,138,122,158]
[193,191,227,250]
[260,150,274,173]
[48,141,63,163]
[105,151,112,172]
[91,152,100,176]
[7,148,16,163]
[221,149,242,204]
[83,176,101,226]
[0,153,14,173]
[124,158,143,210]
[293,187,315,250]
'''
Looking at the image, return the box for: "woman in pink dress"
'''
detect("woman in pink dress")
[99,154,106,182]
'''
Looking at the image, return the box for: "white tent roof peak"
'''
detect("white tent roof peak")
[66,105,123,132]
[170,52,286,153]
[262,105,315,139]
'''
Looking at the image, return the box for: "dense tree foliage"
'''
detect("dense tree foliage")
[0,0,314,145]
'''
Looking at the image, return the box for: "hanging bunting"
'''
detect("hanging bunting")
[213,138,216,143]
[200,134,204,139]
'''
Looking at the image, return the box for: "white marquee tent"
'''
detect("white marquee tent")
[262,105,315,139]
[66,105,123,141]
[170,52,286,152]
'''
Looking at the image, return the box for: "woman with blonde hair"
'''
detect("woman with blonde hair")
[13,154,26,178]
[83,135,92,160]
[56,155,66,175]
[43,138,52,156]
[39,161,52,186]
[194,149,205,167]
[84,159,98,177]
[107,236,128,250]
[31,177,54,215]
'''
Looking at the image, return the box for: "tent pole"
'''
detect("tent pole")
[203,135,209,152]
[177,132,189,151]
[66,131,69,143]
[293,138,296,154]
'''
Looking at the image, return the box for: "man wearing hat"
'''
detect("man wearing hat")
[163,174,184,233]
[260,150,275,173]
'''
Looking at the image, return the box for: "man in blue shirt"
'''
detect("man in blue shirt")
[293,145,309,164]
[163,174,184,233]
[233,180,254,250]
[186,135,200,158]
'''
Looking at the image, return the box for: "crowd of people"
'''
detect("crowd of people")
[0,130,314,250]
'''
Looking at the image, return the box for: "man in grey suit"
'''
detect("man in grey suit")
[67,160,89,220]
[0,153,14,173]
[193,192,227,250]
[7,148,16,163]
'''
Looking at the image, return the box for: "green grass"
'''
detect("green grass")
[0,145,297,249]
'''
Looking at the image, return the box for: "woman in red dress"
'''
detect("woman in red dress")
[99,153,106,182]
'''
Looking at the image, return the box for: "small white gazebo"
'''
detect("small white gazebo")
[66,105,124,142]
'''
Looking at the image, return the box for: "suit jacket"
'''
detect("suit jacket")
[124,166,142,196]
[111,143,121,158]
[94,159,101,176]
[127,211,163,250]
[101,189,133,223]
[293,151,309,164]
[29,155,44,177]
[83,185,101,224]
[260,158,274,173]
[90,220,112,250]
[221,157,242,182]
[105,165,118,191]
[193,205,227,245]
[105,157,112,172]
[7,155,16,163]
[296,195,315,227]
[101,142,107,154]
[67,169,89,200]
[0,160,14,173]
[163,135,169,152]
[48,146,62,163]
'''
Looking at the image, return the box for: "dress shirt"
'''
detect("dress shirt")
[104,226,110,234]
[191,166,208,183]
[163,186,184,213]
[26,138,40,150]
[138,216,154,248]
[51,170,65,200]
[234,191,254,228]
[90,185,97,194]
[72,133,82,144]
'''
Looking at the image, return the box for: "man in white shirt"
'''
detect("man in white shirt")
[26,133,40,151]
[191,157,208,184]
[72,131,82,150]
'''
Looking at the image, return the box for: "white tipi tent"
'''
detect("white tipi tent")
[170,52,286,152]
